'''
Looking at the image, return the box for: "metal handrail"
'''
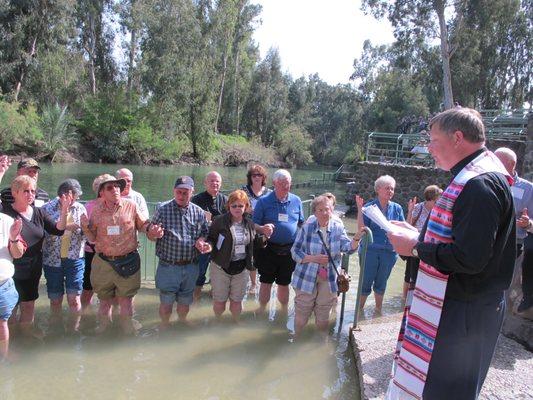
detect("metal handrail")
[353,227,373,329]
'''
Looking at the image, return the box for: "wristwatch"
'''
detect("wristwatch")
[411,242,419,258]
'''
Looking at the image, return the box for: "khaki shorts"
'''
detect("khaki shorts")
[90,254,141,299]
[294,276,337,323]
[210,263,249,303]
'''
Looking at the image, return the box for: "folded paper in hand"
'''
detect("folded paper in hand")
[362,204,419,240]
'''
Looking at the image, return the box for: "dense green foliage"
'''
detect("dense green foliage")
[0,0,530,166]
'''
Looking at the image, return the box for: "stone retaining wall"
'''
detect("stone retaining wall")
[345,163,451,210]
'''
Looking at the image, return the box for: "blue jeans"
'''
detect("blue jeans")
[196,253,210,286]
[360,248,397,296]
[155,260,199,306]
[0,278,18,320]
[43,258,85,300]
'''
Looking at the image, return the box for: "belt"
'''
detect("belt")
[159,258,194,266]
[99,251,137,261]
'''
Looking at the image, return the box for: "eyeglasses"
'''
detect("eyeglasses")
[230,204,245,209]
[251,174,263,178]
[23,189,36,194]
[105,184,121,191]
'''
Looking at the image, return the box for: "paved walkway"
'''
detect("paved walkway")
[350,313,533,400]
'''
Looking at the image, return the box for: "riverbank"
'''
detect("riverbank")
[350,313,533,400]
[7,134,292,168]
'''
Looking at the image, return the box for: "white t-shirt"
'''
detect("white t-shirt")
[0,214,15,281]
[122,189,149,219]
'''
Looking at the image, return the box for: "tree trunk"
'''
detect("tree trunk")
[214,47,228,133]
[435,0,454,109]
[88,14,97,95]
[14,37,37,102]
[127,28,137,93]
[127,0,137,104]
[234,49,241,135]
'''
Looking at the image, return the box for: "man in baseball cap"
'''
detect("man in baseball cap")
[1,157,49,211]
[147,175,212,327]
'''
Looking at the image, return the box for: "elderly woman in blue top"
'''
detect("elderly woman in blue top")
[291,195,361,336]
[355,175,405,313]
[41,179,87,331]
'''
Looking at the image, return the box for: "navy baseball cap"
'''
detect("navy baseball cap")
[174,176,194,190]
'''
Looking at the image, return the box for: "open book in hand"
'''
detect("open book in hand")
[362,204,420,240]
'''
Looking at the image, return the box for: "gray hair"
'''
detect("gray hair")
[57,178,83,197]
[429,108,485,143]
[272,169,291,182]
[311,195,333,213]
[116,168,133,180]
[494,147,517,163]
[374,175,396,192]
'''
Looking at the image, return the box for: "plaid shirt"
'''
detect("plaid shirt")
[291,218,355,294]
[152,200,209,262]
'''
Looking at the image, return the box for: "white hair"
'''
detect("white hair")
[494,147,517,163]
[272,169,291,182]
[116,168,133,179]
[374,175,396,192]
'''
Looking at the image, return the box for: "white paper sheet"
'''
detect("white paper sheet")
[362,204,420,240]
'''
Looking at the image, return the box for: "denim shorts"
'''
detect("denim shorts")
[43,258,85,300]
[155,260,199,306]
[0,278,19,320]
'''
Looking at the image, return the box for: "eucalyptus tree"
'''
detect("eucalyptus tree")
[211,0,261,134]
[241,48,290,145]
[140,0,218,158]
[361,0,467,109]
[450,0,531,108]
[0,0,78,102]
[75,0,117,95]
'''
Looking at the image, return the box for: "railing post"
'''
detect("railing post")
[338,252,350,333]
[353,227,373,329]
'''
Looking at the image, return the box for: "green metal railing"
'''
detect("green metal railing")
[365,132,434,167]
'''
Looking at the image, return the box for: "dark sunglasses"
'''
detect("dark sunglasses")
[105,184,121,191]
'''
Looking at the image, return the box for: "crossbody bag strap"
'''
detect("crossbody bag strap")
[316,229,341,278]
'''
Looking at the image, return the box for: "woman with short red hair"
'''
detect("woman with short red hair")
[207,190,256,321]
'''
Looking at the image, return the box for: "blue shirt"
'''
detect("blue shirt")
[253,191,304,244]
[152,200,209,262]
[512,173,533,243]
[362,199,405,252]
[291,218,355,294]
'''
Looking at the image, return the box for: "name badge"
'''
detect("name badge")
[234,244,246,254]
[34,199,45,207]
[278,213,289,222]
[216,234,225,250]
[107,225,120,235]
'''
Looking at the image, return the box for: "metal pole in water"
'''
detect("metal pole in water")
[353,227,373,329]
[338,253,350,333]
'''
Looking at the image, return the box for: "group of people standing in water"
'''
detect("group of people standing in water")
[0,157,367,359]
[0,106,529,400]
